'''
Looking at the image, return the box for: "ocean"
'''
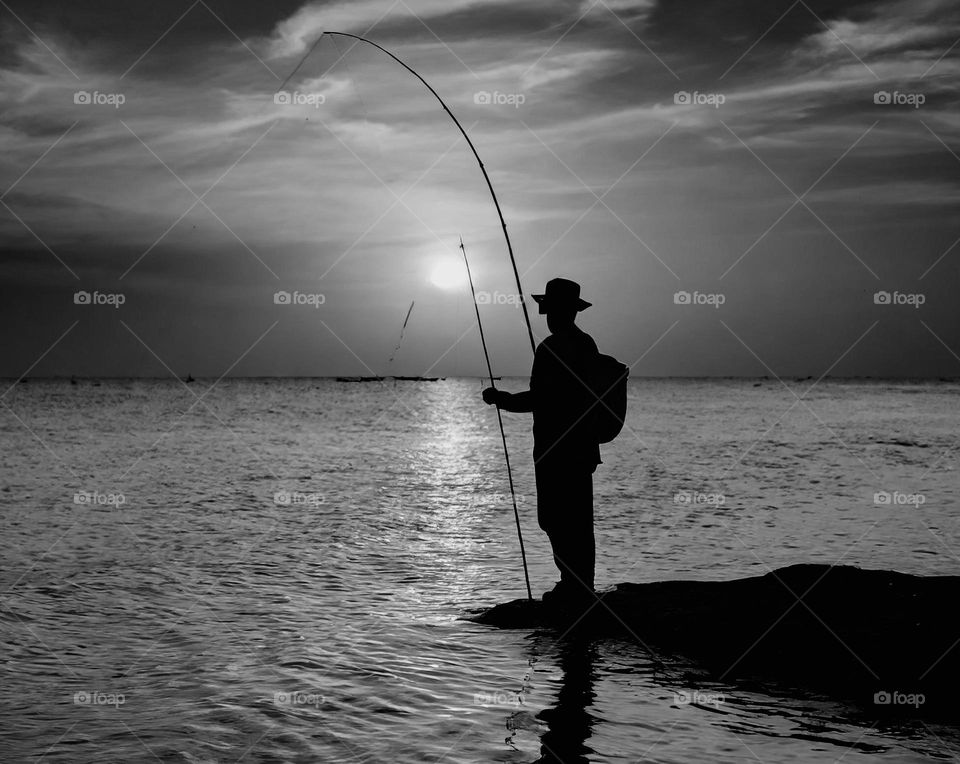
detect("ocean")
[1,377,958,762]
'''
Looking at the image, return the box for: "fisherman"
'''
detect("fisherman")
[482,278,600,603]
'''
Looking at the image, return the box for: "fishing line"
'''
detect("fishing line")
[275,35,539,598]
[281,31,538,357]
[277,33,326,94]
[460,237,532,601]
[327,33,386,165]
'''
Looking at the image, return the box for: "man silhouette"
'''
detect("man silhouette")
[482,278,600,603]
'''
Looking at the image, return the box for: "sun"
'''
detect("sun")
[429,259,467,291]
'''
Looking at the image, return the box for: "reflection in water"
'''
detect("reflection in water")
[519,632,960,762]
[532,635,599,763]
[5,379,960,762]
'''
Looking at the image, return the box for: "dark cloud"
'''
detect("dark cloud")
[0,0,303,64]
[1,0,958,377]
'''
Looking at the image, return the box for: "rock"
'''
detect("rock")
[467,564,960,718]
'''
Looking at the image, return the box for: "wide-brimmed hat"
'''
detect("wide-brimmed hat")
[531,278,591,314]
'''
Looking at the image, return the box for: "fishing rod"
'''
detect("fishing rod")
[387,300,415,365]
[278,32,538,356]
[460,237,532,601]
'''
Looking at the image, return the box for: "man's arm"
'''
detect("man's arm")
[497,389,534,412]
[480,342,543,413]
[482,387,534,412]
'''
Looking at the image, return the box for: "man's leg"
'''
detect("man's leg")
[536,465,595,595]
[535,462,558,560]
[561,470,594,593]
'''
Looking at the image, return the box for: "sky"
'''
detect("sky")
[0,0,958,378]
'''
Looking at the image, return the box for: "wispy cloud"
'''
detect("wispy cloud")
[1,0,959,376]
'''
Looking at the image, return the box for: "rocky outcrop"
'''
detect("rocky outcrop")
[469,565,960,717]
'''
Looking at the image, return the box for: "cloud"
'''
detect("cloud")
[586,0,657,14]
[264,0,524,59]
[2,0,960,375]
[520,48,622,90]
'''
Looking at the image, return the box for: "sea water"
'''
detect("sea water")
[1,378,958,762]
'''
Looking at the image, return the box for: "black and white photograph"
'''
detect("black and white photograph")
[1,0,959,761]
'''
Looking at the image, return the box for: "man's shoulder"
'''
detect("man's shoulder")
[536,333,563,358]
[570,327,599,355]
[539,327,597,345]
[536,328,598,360]
[578,329,599,351]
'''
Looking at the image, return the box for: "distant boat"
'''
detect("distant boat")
[335,375,443,383]
[185,374,195,384]
[70,376,77,385]
[333,302,445,383]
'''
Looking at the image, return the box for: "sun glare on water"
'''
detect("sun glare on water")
[429,260,467,291]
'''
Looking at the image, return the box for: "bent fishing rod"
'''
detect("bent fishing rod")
[278,31,537,356]
[279,36,537,599]
[460,237,532,601]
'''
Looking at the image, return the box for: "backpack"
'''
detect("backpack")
[588,353,629,443]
